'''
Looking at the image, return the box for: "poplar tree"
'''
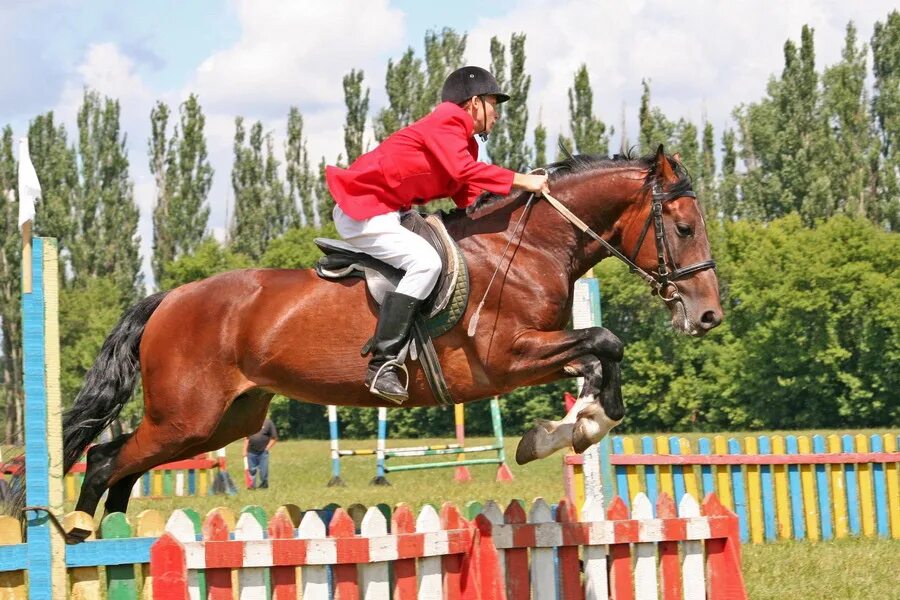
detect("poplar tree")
[872,10,900,230]
[286,107,316,227]
[27,113,78,246]
[315,157,333,225]
[265,133,295,237]
[230,117,268,260]
[375,29,467,142]
[639,80,676,154]
[674,119,700,182]
[0,128,22,442]
[718,129,740,220]
[567,64,608,156]
[822,23,879,221]
[149,95,213,286]
[698,121,716,201]
[342,69,369,164]
[533,119,547,167]
[416,28,467,119]
[374,49,424,141]
[488,33,531,170]
[71,89,142,300]
[735,25,833,224]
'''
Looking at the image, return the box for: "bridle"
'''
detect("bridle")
[540,178,717,303]
[467,170,717,338]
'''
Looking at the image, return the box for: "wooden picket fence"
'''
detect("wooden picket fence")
[564,433,900,544]
[150,494,745,599]
[0,449,228,501]
[0,494,746,599]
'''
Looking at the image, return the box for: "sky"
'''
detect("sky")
[2,0,896,289]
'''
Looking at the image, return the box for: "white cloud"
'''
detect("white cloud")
[187,0,405,116]
[465,0,896,149]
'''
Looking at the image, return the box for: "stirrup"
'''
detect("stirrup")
[368,359,409,405]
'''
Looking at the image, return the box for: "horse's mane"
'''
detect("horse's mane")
[448,147,694,222]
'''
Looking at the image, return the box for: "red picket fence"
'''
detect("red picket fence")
[150,493,746,599]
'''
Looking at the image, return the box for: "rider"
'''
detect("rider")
[326,65,550,404]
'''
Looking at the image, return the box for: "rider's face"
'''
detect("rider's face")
[478,96,500,133]
[465,95,500,133]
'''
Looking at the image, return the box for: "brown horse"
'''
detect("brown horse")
[55,145,721,539]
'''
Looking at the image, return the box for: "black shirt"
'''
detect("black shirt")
[247,418,278,453]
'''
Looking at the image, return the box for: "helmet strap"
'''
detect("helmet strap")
[477,95,489,141]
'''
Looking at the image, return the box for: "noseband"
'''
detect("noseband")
[540,179,717,302]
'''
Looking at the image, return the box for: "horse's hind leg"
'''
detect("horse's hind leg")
[103,472,142,515]
[66,433,134,542]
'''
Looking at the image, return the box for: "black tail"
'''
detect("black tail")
[62,291,169,472]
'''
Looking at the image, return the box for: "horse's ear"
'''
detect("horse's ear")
[654,144,677,182]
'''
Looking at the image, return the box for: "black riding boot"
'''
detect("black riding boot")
[365,291,423,404]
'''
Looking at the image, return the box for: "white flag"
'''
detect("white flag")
[17,137,41,228]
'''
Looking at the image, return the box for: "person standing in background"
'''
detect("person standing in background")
[243,416,278,489]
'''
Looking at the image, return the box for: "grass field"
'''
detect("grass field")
[97,434,899,599]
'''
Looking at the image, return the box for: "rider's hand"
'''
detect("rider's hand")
[513,173,550,197]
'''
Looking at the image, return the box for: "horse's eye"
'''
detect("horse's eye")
[676,222,693,237]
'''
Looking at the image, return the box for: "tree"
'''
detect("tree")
[286,107,316,227]
[375,29,467,142]
[0,127,22,443]
[342,69,369,164]
[698,121,716,203]
[674,119,700,183]
[70,89,143,301]
[161,239,252,290]
[416,28,467,119]
[315,157,333,226]
[265,132,296,237]
[717,128,740,220]
[735,26,833,224]
[533,118,547,167]
[150,95,213,286]
[374,49,424,141]
[230,117,268,260]
[488,33,531,170]
[27,113,78,246]
[567,64,609,156]
[871,10,900,230]
[638,80,676,154]
[821,23,878,222]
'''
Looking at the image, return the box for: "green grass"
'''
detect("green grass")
[94,436,900,598]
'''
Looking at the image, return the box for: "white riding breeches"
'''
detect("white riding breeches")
[333,205,442,300]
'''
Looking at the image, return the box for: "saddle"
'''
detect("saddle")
[314,211,470,405]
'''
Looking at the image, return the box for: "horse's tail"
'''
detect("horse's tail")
[1,291,169,520]
[62,291,169,472]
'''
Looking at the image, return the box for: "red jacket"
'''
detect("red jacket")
[326,102,516,220]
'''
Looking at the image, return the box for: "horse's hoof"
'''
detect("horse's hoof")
[65,527,92,545]
[515,420,553,465]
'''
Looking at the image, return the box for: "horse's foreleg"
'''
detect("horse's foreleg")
[571,357,624,453]
[511,327,624,464]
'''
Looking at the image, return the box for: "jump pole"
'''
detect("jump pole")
[569,276,614,509]
[22,236,66,599]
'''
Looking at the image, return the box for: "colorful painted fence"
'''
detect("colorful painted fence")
[150,493,745,599]
[564,433,900,544]
[0,494,746,599]
[0,448,229,500]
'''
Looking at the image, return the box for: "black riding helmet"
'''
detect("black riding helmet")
[441,66,510,105]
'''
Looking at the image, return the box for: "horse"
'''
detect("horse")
[48,145,721,541]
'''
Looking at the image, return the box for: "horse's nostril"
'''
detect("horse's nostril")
[700,310,722,329]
